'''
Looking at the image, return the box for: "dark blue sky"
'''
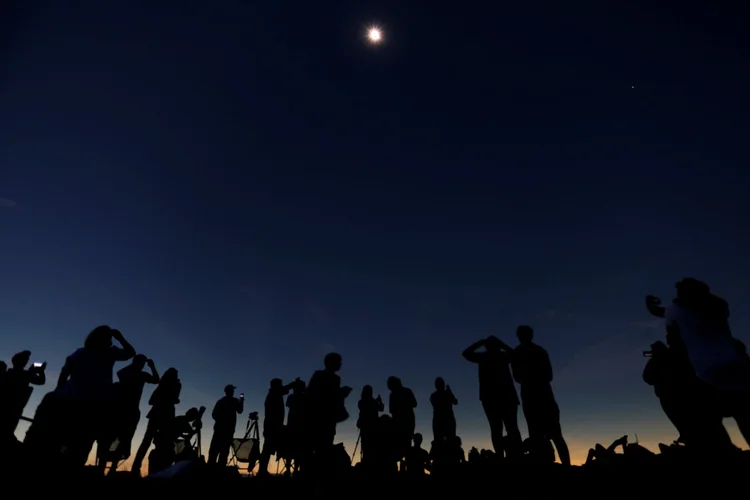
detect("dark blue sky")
[2,1,749,465]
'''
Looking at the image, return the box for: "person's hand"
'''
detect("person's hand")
[446,384,452,392]
[646,295,662,308]
[342,386,353,397]
[111,329,124,341]
[41,361,47,370]
[147,359,155,368]
[486,335,499,343]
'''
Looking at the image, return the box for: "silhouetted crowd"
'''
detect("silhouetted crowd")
[1,277,749,479]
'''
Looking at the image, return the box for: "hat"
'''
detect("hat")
[224,384,236,393]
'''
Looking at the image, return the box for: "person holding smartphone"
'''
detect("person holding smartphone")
[208,384,243,465]
[0,350,46,440]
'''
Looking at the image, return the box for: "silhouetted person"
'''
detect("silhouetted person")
[463,335,522,458]
[370,414,399,476]
[149,406,202,475]
[258,378,296,475]
[0,350,45,441]
[285,378,306,471]
[357,384,384,463]
[304,353,352,473]
[131,367,181,474]
[208,384,243,465]
[403,433,430,477]
[104,355,160,474]
[512,325,570,466]
[653,278,750,447]
[430,377,457,443]
[56,326,135,465]
[387,376,417,459]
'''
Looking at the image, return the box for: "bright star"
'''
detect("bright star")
[367,27,382,44]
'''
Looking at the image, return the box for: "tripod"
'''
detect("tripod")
[230,413,260,472]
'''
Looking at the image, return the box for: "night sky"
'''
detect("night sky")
[2,1,749,468]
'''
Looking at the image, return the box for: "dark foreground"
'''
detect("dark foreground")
[4,453,750,498]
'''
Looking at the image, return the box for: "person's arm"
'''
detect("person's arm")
[447,386,458,405]
[110,330,136,361]
[237,398,244,414]
[462,339,486,363]
[56,357,72,391]
[409,389,417,408]
[510,351,523,384]
[145,359,160,384]
[642,359,657,386]
[542,349,553,383]
[211,401,220,421]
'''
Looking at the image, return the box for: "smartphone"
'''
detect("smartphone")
[33,362,44,368]
[240,393,244,399]
[643,351,652,358]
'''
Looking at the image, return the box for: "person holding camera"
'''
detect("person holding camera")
[55,325,136,465]
[0,350,46,442]
[208,384,243,466]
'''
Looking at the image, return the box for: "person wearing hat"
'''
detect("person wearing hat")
[208,384,243,465]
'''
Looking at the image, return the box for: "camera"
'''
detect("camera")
[248,411,259,421]
[643,351,653,358]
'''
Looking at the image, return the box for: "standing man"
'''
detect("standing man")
[208,384,243,465]
[512,325,570,466]
[462,335,521,458]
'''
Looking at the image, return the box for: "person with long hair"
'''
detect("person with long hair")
[131,366,181,475]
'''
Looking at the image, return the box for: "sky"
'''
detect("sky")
[1,0,750,470]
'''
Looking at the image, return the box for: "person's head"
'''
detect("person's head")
[85,325,114,351]
[323,352,342,372]
[224,384,236,397]
[11,350,31,369]
[387,376,401,391]
[163,367,179,382]
[516,325,534,345]
[185,407,200,421]
[434,377,445,390]
[293,379,306,393]
[413,433,423,447]
[675,278,710,301]
[270,378,283,390]
[485,335,502,352]
[324,352,342,372]
[132,354,148,370]
[361,385,373,399]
